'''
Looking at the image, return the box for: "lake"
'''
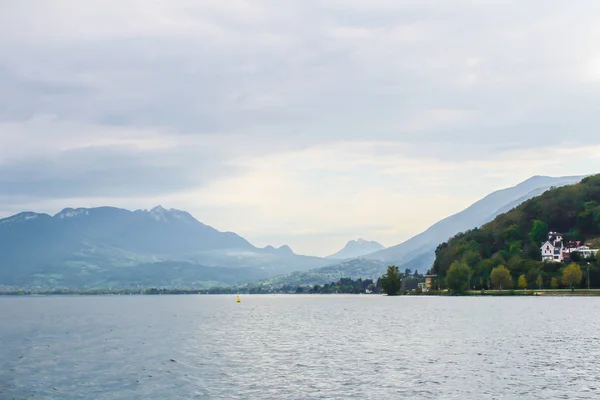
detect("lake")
[1,295,599,399]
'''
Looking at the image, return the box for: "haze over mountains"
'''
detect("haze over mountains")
[253,175,587,286]
[0,175,588,290]
[326,239,385,260]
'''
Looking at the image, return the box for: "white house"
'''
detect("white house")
[540,232,564,262]
[540,231,599,263]
[570,245,599,259]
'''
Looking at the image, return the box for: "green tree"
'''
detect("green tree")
[562,263,583,292]
[479,259,495,290]
[551,277,560,289]
[503,224,521,243]
[380,265,403,296]
[579,201,600,233]
[463,250,482,269]
[518,274,527,290]
[446,260,470,294]
[491,265,513,290]
[536,274,543,290]
[526,267,539,289]
[529,220,549,245]
[508,241,522,255]
[525,243,542,260]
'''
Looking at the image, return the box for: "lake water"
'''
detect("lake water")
[1,295,599,399]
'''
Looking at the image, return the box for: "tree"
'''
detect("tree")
[529,220,549,246]
[479,259,495,290]
[570,251,582,262]
[518,274,527,290]
[446,261,470,294]
[526,267,539,289]
[380,265,403,296]
[508,241,522,255]
[463,250,482,269]
[562,263,583,292]
[536,274,543,290]
[525,243,542,260]
[491,265,513,290]
[579,201,600,233]
[551,277,560,289]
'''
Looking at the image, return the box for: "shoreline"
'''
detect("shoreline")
[2,289,600,297]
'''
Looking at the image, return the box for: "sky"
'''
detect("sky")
[1,0,600,257]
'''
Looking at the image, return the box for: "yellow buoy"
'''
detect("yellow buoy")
[236,296,241,303]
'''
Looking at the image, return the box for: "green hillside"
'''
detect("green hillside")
[431,174,600,289]
[249,258,389,288]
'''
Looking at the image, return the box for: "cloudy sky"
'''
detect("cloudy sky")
[1,0,599,256]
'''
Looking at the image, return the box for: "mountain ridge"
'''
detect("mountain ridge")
[362,174,586,265]
[0,205,329,288]
[431,173,600,289]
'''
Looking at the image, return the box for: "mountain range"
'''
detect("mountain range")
[0,206,330,289]
[0,175,588,289]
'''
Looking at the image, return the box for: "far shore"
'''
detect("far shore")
[3,288,600,296]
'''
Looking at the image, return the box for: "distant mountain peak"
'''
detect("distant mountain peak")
[149,205,169,222]
[277,245,294,255]
[54,208,90,219]
[0,211,47,226]
[263,244,295,255]
[516,174,588,189]
[326,238,385,260]
[144,205,198,224]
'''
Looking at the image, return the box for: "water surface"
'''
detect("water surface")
[1,295,599,399]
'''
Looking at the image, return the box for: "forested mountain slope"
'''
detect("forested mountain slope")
[432,174,600,289]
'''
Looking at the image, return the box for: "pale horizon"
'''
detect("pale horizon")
[0,172,592,257]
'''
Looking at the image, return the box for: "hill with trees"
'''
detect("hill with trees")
[431,174,600,291]
[362,175,585,271]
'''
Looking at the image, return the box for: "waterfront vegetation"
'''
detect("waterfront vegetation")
[0,277,383,296]
[5,286,600,297]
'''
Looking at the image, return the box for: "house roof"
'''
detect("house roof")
[541,240,554,248]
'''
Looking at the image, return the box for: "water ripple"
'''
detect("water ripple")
[2,295,600,399]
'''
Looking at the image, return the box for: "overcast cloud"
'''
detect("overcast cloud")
[1,0,599,255]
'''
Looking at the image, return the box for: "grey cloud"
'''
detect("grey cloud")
[0,0,599,184]
[0,144,236,199]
